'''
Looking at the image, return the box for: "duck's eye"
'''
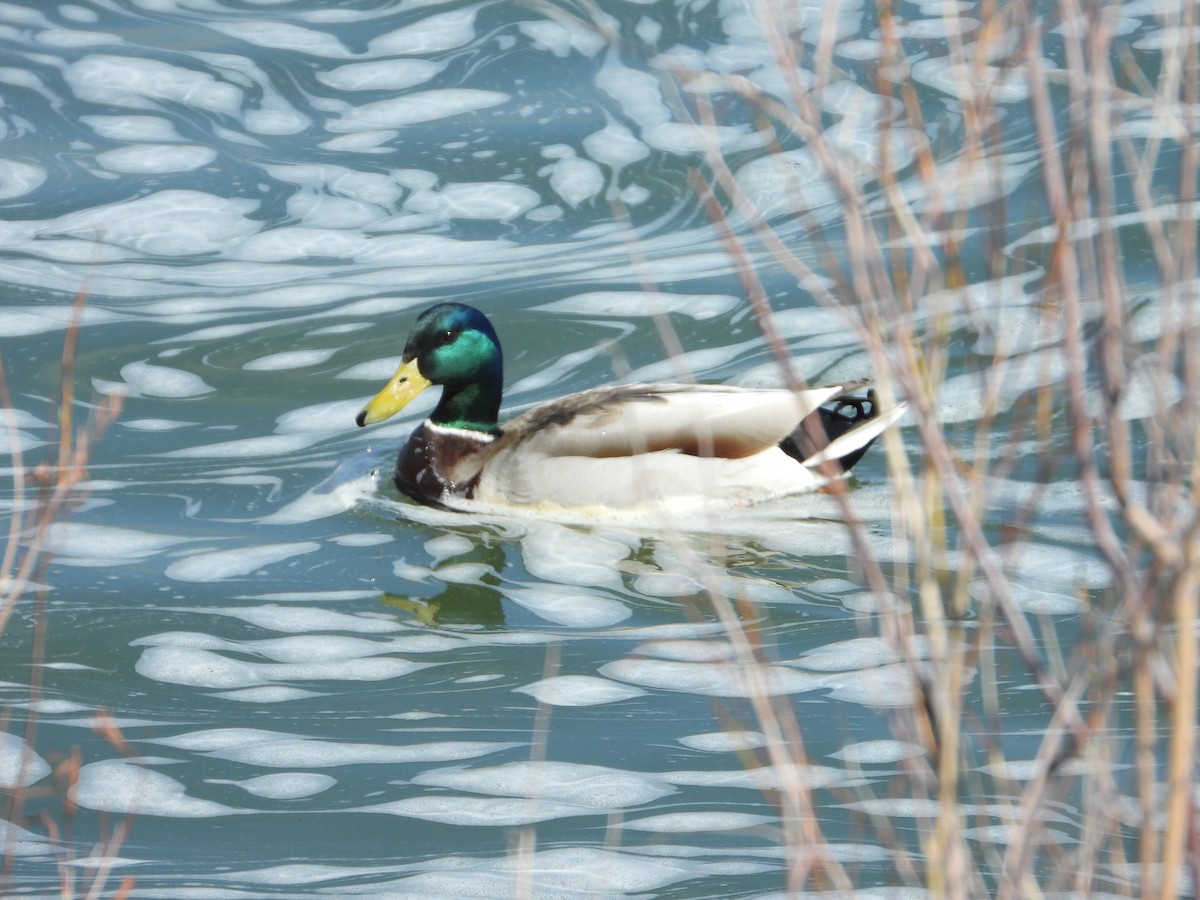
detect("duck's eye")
[437,329,456,345]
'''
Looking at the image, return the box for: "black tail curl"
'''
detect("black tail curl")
[779,389,879,472]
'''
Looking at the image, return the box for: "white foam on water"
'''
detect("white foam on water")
[541,146,605,208]
[363,794,595,826]
[0,732,50,788]
[977,756,1093,781]
[215,862,390,886]
[792,636,930,673]
[953,275,1051,358]
[974,579,1084,615]
[645,120,760,155]
[153,726,519,768]
[120,418,195,431]
[308,322,373,337]
[80,113,183,141]
[506,587,632,627]
[1002,541,1113,590]
[412,760,675,808]
[390,711,447,722]
[0,304,124,338]
[320,130,398,152]
[261,467,382,525]
[37,27,122,47]
[163,433,323,460]
[626,342,760,383]
[829,740,926,765]
[984,476,1116,517]
[633,572,705,597]
[726,575,797,604]
[60,5,101,22]
[2,8,52,35]
[964,824,1077,847]
[0,408,47,429]
[840,592,902,619]
[0,158,46,199]
[229,226,368,263]
[71,759,236,818]
[404,181,541,222]
[842,797,942,819]
[583,121,650,176]
[0,818,48,857]
[506,343,623,395]
[514,675,646,707]
[163,542,320,582]
[596,56,670,131]
[19,698,94,714]
[46,190,261,257]
[520,524,629,590]
[907,148,1039,214]
[178,604,404,635]
[519,19,606,57]
[234,590,379,603]
[1128,281,1200,342]
[338,356,405,380]
[218,772,336,799]
[911,57,1031,104]
[0,429,47,456]
[276,398,365,433]
[440,561,502,584]
[243,348,338,371]
[734,149,839,220]
[328,88,508,131]
[44,522,188,562]
[0,65,49,114]
[384,846,718,897]
[367,6,479,55]
[664,762,848,792]
[536,291,740,321]
[230,739,519,769]
[635,16,661,42]
[633,639,735,662]
[95,143,217,174]
[119,360,213,398]
[212,686,326,703]
[820,662,945,708]
[291,160,406,199]
[331,532,392,547]
[289,192,385,229]
[748,517,859,558]
[825,117,918,177]
[135,644,433,689]
[151,727,303,753]
[219,633,408,663]
[211,20,352,56]
[602,657,825,698]
[424,533,473,561]
[624,811,774,833]
[678,731,767,752]
[65,54,245,116]
[1092,356,1184,421]
[317,58,444,91]
[805,577,861,595]
[264,163,405,203]
[456,673,503,684]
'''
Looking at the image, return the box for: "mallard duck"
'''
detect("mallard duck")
[355,302,901,512]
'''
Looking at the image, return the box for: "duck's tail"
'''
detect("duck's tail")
[780,389,906,474]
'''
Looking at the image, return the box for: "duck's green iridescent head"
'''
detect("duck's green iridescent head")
[356,303,504,433]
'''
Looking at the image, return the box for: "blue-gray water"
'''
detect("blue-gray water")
[0,0,1183,896]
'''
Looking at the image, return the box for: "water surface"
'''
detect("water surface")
[0,0,1183,895]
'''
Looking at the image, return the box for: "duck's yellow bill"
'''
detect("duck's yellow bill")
[356,358,432,426]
